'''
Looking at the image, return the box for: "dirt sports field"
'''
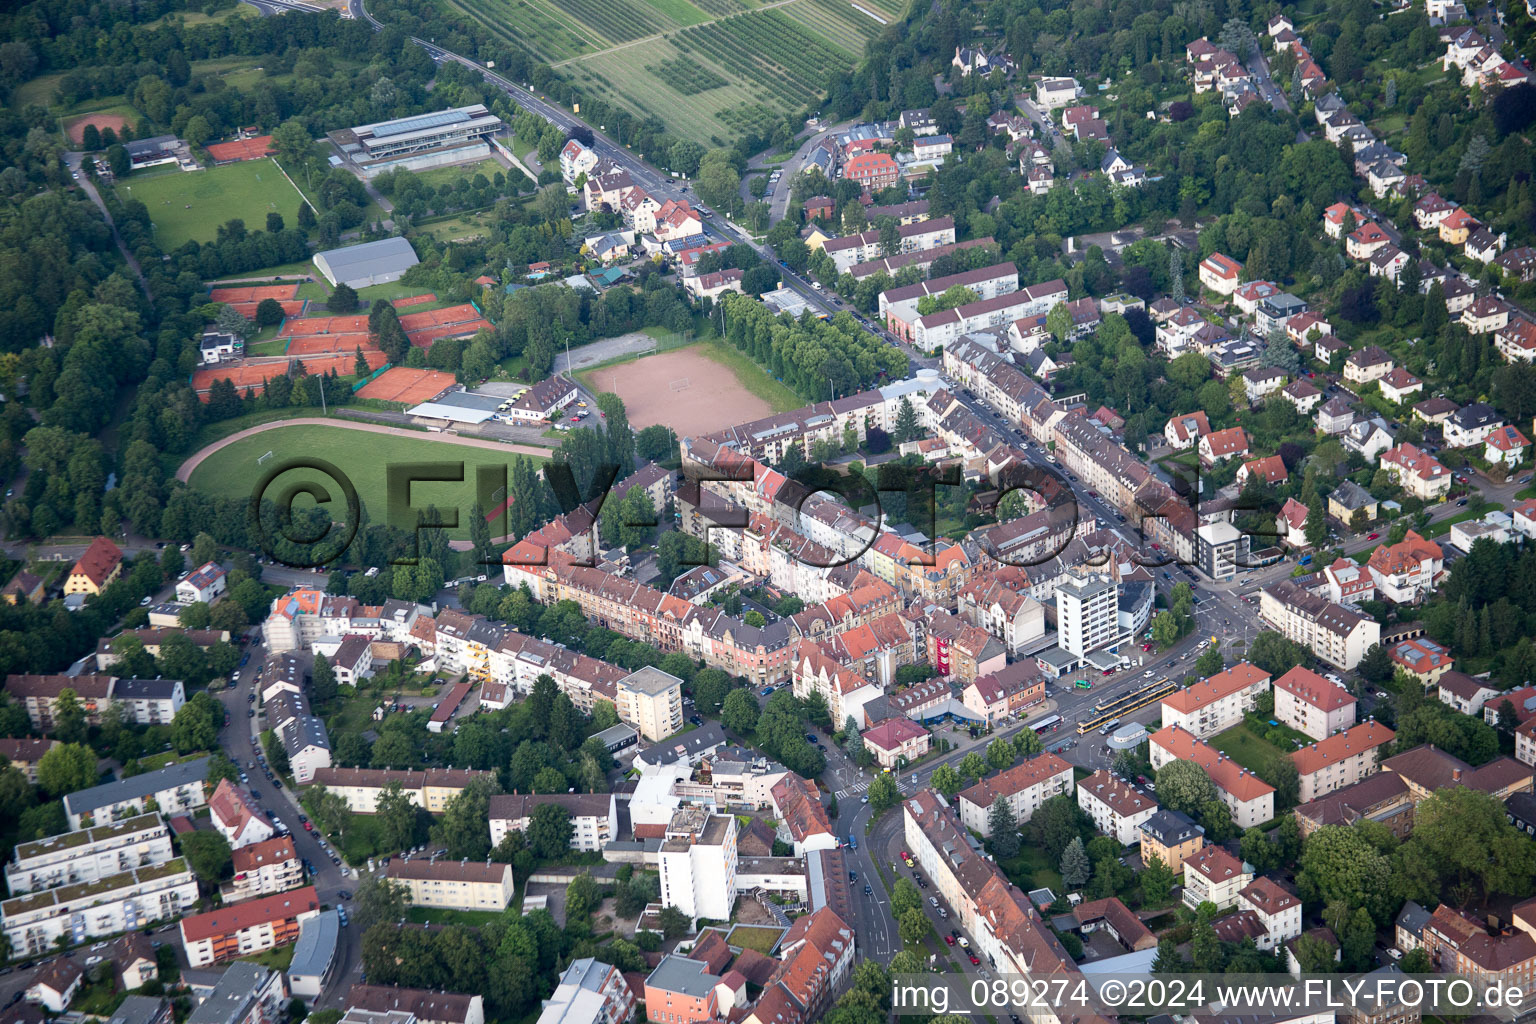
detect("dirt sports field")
[64,112,130,145]
[598,347,771,438]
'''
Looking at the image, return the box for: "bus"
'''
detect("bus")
[1029,714,1063,735]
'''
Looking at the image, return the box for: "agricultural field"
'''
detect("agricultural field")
[116,158,308,249]
[558,0,899,145]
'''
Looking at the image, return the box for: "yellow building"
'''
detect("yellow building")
[385,858,514,911]
[64,537,123,597]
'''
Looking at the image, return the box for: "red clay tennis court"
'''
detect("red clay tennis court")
[397,303,483,331]
[284,333,376,356]
[210,284,299,303]
[356,367,456,404]
[407,320,493,347]
[191,352,387,399]
[392,293,437,308]
[279,315,370,338]
[205,136,274,162]
[226,299,306,320]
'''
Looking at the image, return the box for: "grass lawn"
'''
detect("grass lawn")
[239,943,297,971]
[1211,721,1288,774]
[998,844,1064,895]
[408,158,505,191]
[355,280,446,304]
[209,258,318,283]
[726,924,785,953]
[118,159,308,249]
[1424,502,1504,538]
[12,73,64,110]
[406,906,508,927]
[186,423,547,542]
[414,212,496,243]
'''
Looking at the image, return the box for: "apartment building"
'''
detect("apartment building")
[1292,721,1396,803]
[488,792,616,852]
[1293,771,1414,839]
[385,858,514,911]
[790,642,883,733]
[4,813,172,895]
[2,858,198,957]
[1234,877,1302,950]
[210,780,276,851]
[962,662,1048,726]
[658,808,737,921]
[226,837,303,902]
[1379,444,1451,502]
[822,217,956,273]
[4,673,117,730]
[861,718,931,769]
[1439,671,1501,716]
[536,958,636,1024]
[112,679,186,725]
[1150,726,1276,828]
[1391,637,1454,688]
[346,987,485,1024]
[1274,666,1358,740]
[1259,580,1382,670]
[64,537,123,596]
[1076,770,1157,846]
[643,955,722,1024]
[1159,662,1271,739]
[1182,845,1253,910]
[179,886,320,967]
[614,666,684,742]
[63,756,211,829]
[303,767,494,814]
[1055,574,1119,660]
[1138,808,1205,872]
[185,963,288,1024]
[1422,904,1536,997]
[1367,531,1445,604]
[957,752,1073,835]
[0,737,55,783]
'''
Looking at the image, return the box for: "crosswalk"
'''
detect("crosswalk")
[835,780,869,799]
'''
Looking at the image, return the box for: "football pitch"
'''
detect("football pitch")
[186,423,547,540]
[117,158,309,249]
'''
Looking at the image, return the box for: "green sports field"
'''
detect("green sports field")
[187,424,547,540]
[117,158,309,249]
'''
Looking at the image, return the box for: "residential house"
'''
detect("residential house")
[1292,721,1395,802]
[1182,845,1253,910]
[1076,770,1156,845]
[956,753,1073,835]
[1198,253,1243,296]
[64,537,124,597]
[1274,666,1358,741]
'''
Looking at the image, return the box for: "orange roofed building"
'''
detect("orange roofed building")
[1150,725,1276,827]
[65,537,123,596]
[1159,661,1271,739]
[1291,720,1395,802]
[179,886,319,967]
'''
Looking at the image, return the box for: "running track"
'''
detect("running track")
[175,417,554,483]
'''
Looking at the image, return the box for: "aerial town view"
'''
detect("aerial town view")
[4,0,1536,1022]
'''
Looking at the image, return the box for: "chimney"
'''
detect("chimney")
[1453,767,1462,783]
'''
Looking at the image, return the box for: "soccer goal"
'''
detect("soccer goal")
[669,377,691,392]
[257,450,274,465]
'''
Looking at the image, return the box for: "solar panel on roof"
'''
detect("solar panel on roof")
[371,109,472,138]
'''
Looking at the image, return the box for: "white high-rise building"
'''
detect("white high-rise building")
[657,808,737,922]
[1055,574,1119,658]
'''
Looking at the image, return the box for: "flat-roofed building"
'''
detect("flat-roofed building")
[4,812,172,895]
[185,963,287,1024]
[2,858,198,958]
[286,909,340,999]
[312,237,421,289]
[658,808,737,922]
[328,105,505,178]
[385,858,514,911]
[615,666,684,742]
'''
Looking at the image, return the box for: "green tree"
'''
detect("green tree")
[986,738,1015,771]
[431,776,502,860]
[958,752,986,783]
[172,692,220,753]
[890,877,922,919]
[1154,760,1217,816]
[931,763,962,798]
[1013,729,1043,759]
[1195,647,1224,677]
[1247,631,1308,677]
[376,781,418,853]
[1404,786,1536,902]
[868,771,900,815]
[1297,824,1395,925]
[989,797,1020,858]
[526,802,574,859]
[353,875,412,931]
[1059,836,1090,887]
[899,907,932,947]
[180,830,232,882]
[721,689,759,734]
[37,742,98,798]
